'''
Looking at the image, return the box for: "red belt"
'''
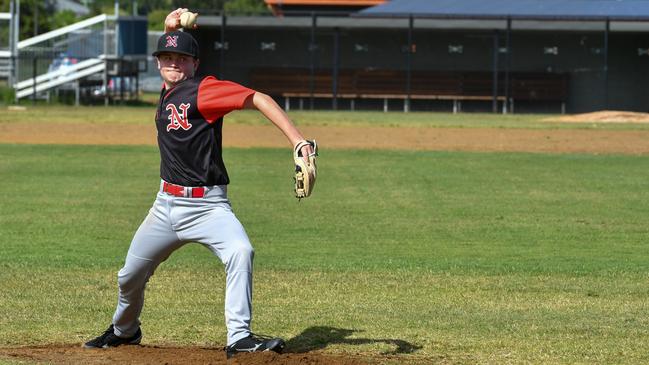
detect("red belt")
[162,181,206,198]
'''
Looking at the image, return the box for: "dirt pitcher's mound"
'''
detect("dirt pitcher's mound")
[0,345,372,365]
[545,110,649,123]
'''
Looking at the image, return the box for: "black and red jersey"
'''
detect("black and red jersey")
[155,76,255,187]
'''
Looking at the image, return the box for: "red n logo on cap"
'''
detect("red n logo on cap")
[166,103,192,131]
[165,35,178,48]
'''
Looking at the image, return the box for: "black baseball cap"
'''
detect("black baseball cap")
[152,31,199,58]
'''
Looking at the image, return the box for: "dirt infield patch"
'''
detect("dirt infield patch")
[544,110,649,124]
[2,122,649,154]
[0,345,374,365]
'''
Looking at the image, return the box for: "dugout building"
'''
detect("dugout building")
[186,0,649,113]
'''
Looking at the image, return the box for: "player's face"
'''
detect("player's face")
[156,52,199,87]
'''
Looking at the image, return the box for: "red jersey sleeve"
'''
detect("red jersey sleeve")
[197,76,256,123]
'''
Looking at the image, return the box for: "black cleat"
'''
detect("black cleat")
[224,334,286,359]
[84,324,142,349]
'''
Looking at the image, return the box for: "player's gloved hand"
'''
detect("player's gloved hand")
[294,140,318,200]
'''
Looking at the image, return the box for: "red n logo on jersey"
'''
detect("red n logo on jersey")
[166,103,192,131]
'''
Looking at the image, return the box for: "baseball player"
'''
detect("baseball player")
[84,8,314,359]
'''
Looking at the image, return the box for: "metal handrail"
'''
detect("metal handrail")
[14,57,105,90]
[18,14,112,49]
[16,63,106,99]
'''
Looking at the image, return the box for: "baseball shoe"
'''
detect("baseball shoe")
[224,333,286,359]
[83,324,142,349]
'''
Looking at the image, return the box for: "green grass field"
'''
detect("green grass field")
[1,134,648,364]
[4,104,649,130]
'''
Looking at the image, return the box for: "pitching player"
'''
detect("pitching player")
[84,9,314,359]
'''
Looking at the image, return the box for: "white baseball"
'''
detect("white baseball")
[180,11,197,28]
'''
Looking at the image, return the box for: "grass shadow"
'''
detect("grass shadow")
[285,326,422,355]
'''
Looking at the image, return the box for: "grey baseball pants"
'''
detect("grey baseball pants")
[111,182,253,345]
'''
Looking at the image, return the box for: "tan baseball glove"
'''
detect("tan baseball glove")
[294,140,318,200]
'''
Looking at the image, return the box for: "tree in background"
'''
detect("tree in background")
[4,0,272,37]
[134,0,172,15]
[50,10,79,29]
[224,0,267,14]
[171,0,224,13]
[147,8,168,30]
[0,0,87,40]
[86,0,231,15]
[146,0,269,30]
[18,0,55,39]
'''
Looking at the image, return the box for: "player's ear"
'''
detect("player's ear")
[156,57,161,70]
[193,58,200,72]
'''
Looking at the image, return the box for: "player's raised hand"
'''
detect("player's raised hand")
[164,8,188,32]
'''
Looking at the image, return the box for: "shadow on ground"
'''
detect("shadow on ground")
[284,326,422,355]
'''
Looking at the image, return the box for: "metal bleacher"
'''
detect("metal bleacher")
[13,14,111,101]
[0,58,11,80]
[0,11,12,82]
[2,12,147,104]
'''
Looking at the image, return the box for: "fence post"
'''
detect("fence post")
[332,27,339,110]
[309,12,316,110]
[13,0,20,98]
[104,18,109,106]
[75,80,80,106]
[604,17,609,110]
[219,13,227,79]
[504,17,511,114]
[120,58,125,103]
[8,0,14,87]
[492,29,499,113]
[32,57,37,104]
[405,14,413,113]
